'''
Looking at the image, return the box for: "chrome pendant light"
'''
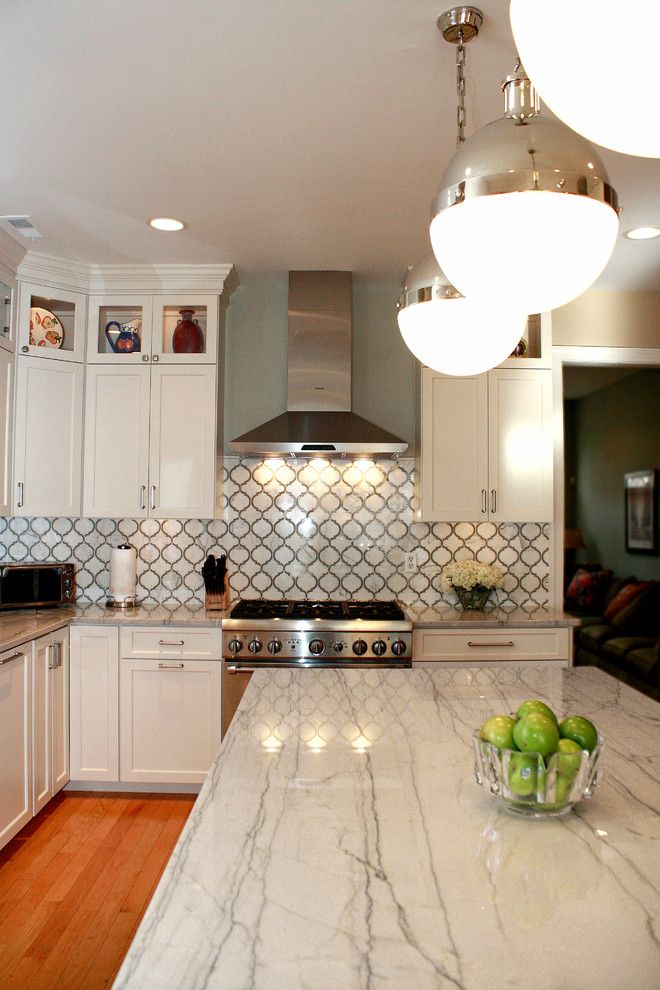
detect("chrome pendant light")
[397,8,527,378]
[430,8,621,315]
[510,0,660,159]
[397,253,526,376]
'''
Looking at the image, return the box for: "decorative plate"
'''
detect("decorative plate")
[30,307,64,348]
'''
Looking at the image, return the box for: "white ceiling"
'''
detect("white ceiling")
[2,0,659,287]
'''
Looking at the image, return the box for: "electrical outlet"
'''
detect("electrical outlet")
[404,551,418,574]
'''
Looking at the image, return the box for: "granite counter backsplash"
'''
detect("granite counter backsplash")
[0,458,550,609]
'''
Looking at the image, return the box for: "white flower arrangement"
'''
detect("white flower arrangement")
[440,559,505,594]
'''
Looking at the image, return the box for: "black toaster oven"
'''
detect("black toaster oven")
[0,563,75,609]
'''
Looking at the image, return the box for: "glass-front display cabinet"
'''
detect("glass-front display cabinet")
[17,282,86,362]
[87,293,218,364]
[0,274,15,352]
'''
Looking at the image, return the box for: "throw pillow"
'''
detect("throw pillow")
[611,583,660,637]
[602,575,637,610]
[603,582,650,622]
[565,568,613,612]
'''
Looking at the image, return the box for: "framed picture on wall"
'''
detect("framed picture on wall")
[624,469,657,554]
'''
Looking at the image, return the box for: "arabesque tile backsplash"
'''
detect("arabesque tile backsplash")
[0,458,550,609]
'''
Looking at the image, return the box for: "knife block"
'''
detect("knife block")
[205,571,230,611]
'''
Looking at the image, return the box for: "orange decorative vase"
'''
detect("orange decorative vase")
[172,308,203,354]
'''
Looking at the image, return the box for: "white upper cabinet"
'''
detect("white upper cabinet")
[13,357,83,517]
[17,282,86,363]
[0,349,14,515]
[0,272,17,353]
[149,365,217,519]
[83,365,151,518]
[418,367,553,523]
[88,293,218,365]
[83,364,217,519]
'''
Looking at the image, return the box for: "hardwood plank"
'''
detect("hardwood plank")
[0,792,194,990]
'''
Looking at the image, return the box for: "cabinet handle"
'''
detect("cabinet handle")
[16,481,24,508]
[481,488,487,513]
[467,640,514,648]
[150,484,156,510]
[158,639,185,646]
[158,662,184,669]
[48,642,62,669]
[141,354,150,363]
[152,354,159,363]
[227,665,256,675]
[490,489,497,513]
[0,650,23,665]
[139,484,146,510]
[21,345,29,353]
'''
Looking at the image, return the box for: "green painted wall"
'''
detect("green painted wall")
[223,274,415,453]
[573,370,660,580]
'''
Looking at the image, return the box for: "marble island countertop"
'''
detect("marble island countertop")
[115,665,660,990]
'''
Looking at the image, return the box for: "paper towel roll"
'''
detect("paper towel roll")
[109,544,137,603]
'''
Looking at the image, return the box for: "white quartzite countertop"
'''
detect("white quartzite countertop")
[405,604,580,627]
[114,665,660,990]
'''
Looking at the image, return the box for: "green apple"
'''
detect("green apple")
[556,738,583,779]
[559,715,598,753]
[516,699,558,726]
[512,712,560,758]
[480,715,516,751]
[508,752,538,796]
[540,772,573,810]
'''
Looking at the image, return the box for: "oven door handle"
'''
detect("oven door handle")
[226,664,257,675]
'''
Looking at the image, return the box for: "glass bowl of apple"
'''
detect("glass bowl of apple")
[473,700,603,817]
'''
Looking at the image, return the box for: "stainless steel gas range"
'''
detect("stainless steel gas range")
[222,599,413,669]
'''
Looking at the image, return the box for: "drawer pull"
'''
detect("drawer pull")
[158,662,184,669]
[158,640,185,646]
[467,640,514,648]
[0,650,23,665]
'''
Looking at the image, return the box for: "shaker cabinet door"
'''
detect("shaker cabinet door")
[83,365,151,518]
[419,369,489,522]
[69,625,119,782]
[148,365,217,519]
[488,369,553,523]
[13,356,83,517]
[0,644,32,852]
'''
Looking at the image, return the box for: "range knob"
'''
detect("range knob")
[309,638,325,656]
[391,639,407,656]
[352,639,368,656]
[333,642,344,653]
[372,640,387,656]
[248,638,263,654]
[267,639,282,655]
[228,638,243,654]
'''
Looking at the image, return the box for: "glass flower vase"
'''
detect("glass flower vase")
[455,585,492,611]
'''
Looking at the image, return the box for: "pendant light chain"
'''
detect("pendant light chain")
[456,28,466,146]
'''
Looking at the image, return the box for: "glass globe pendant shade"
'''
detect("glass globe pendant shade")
[510,0,660,159]
[397,254,527,377]
[429,72,620,315]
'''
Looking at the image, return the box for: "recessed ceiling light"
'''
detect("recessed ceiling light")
[149,217,185,231]
[624,226,660,240]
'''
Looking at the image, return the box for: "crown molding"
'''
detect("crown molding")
[14,252,238,299]
[16,251,92,292]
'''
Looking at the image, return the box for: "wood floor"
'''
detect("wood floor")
[0,791,196,990]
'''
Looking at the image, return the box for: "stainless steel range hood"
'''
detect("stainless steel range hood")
[230,271,407,457]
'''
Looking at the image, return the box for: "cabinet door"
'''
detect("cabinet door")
[0,348,14,515]
[119,658,222,784]
[419,369,489,522]
[17,282,86,362]
[488,369,553,523]
[148,365,217,519]
[69,626,119,782]
[87,294,154,363]
[13,356,83,516]
[50,628,70,796]
[32,634,52,815]
[83,365,151,518]
[151,294,218,364]
[0,644,32,851]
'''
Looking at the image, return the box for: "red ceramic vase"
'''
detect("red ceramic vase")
[172,309,203,354]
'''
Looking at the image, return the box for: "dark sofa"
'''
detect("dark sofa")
[566,571,660,701]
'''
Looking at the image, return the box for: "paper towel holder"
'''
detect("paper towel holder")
[106,542,140,609]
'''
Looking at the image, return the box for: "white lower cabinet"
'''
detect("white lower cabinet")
[119,657,222,784]
[69,625,119,782]
[0,643,32,850]
[69,624,222,787]
[33,628,70,814]
[413,626,572,664]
